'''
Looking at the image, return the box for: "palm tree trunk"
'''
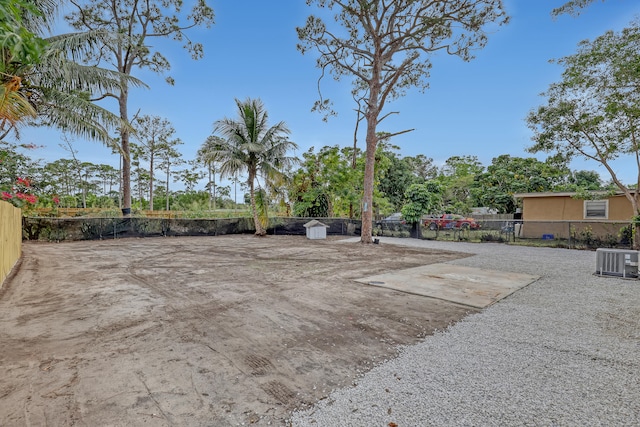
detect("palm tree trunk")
[249,171,266,236]
[207,165,213,210]
[212,167,217,211]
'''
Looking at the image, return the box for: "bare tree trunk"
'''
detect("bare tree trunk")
[81,171,87,208]
[118,154,122,209]
[361,122,376,243]
[166,163,170,211]
[149,154,154,211]
[631,199,640,250]
[360,70,381,243]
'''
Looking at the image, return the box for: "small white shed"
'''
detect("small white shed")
[304,220,330,240]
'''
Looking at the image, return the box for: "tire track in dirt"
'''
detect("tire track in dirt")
[2,236,476,426]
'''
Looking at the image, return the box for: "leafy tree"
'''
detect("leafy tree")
[552,0,604,17]
[377,147,421,213]
[1,0,143,145]
[0,0,47,66]
[404,154,438,181]
[175,160,204,194]
[59,138,94,208]
[291,145,362,218]
[134,115,177,211]
[567,170,603,191]
[94,164,119,196]
[1,140,37,190]
[297,0,508,243]
[66,0,215,216]
[474,155,570,213]
[401,181,443,237]
[198,136,224,210]
[437,155,484,214]
[526,21,640,246]
[211,98,298,235]
[42,159,76,202]
[264,164,295,216]
[0,0,44,134]
[156,139,183,211]
[130,143,150,208]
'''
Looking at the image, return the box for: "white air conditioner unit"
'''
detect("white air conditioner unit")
[595,248,639,278]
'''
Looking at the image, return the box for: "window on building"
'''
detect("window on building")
[584,200,608,219]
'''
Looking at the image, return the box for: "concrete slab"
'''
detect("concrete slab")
[355,263,539,308]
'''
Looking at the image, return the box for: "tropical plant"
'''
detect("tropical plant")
[1,0,144,145]
[527,20,640,247]
[291,145,362,218]
[297,0,508,243]
[211,98,298,236]
[65,0,215,216]
[0,0,45,135]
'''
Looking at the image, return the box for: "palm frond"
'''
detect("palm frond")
[35,31,148,93]
[21,0,59,35]
[0,82,37,124]
[31,88,126,151]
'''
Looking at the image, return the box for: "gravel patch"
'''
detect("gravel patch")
[290,238,640,427]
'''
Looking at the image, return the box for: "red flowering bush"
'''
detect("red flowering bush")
[1,177,38,213]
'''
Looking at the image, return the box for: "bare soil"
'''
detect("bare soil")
[0,235,476,426]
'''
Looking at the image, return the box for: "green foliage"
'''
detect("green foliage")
[437,155,484,214]
[401,181,443,224]
[377,148,422,211]
[619,224,633,245]
[211,98,298,234]
[0,0,47,66]
[254,188,270,229]
[474,154,572,213]
[65,0,215,212]
[527,20,640,216]
[291,145,362,218]
[566,170,603,191]
[552,0,602,17]
[480,232,506,243]
[297,0,508,242]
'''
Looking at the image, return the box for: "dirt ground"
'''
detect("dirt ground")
[0,235,477,426]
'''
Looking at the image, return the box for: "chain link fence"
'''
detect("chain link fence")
[374,219,634,250]
[22,217,362,242]
[21,215,633,249]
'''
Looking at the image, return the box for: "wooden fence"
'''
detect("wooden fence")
[1,201,22,287]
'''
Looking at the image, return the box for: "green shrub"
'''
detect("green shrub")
[480,232,504,243]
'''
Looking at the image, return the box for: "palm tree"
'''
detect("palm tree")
[1,0,44,136]
[19,31,145,146]
[1,1,144,146]
[211,98,298,236]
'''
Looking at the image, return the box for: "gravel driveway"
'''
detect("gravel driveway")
[291,238,640,426]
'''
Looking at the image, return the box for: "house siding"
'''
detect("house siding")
[518,194,634,240]
[522,194,633,221]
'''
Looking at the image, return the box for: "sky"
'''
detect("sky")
[14,0,640,195]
